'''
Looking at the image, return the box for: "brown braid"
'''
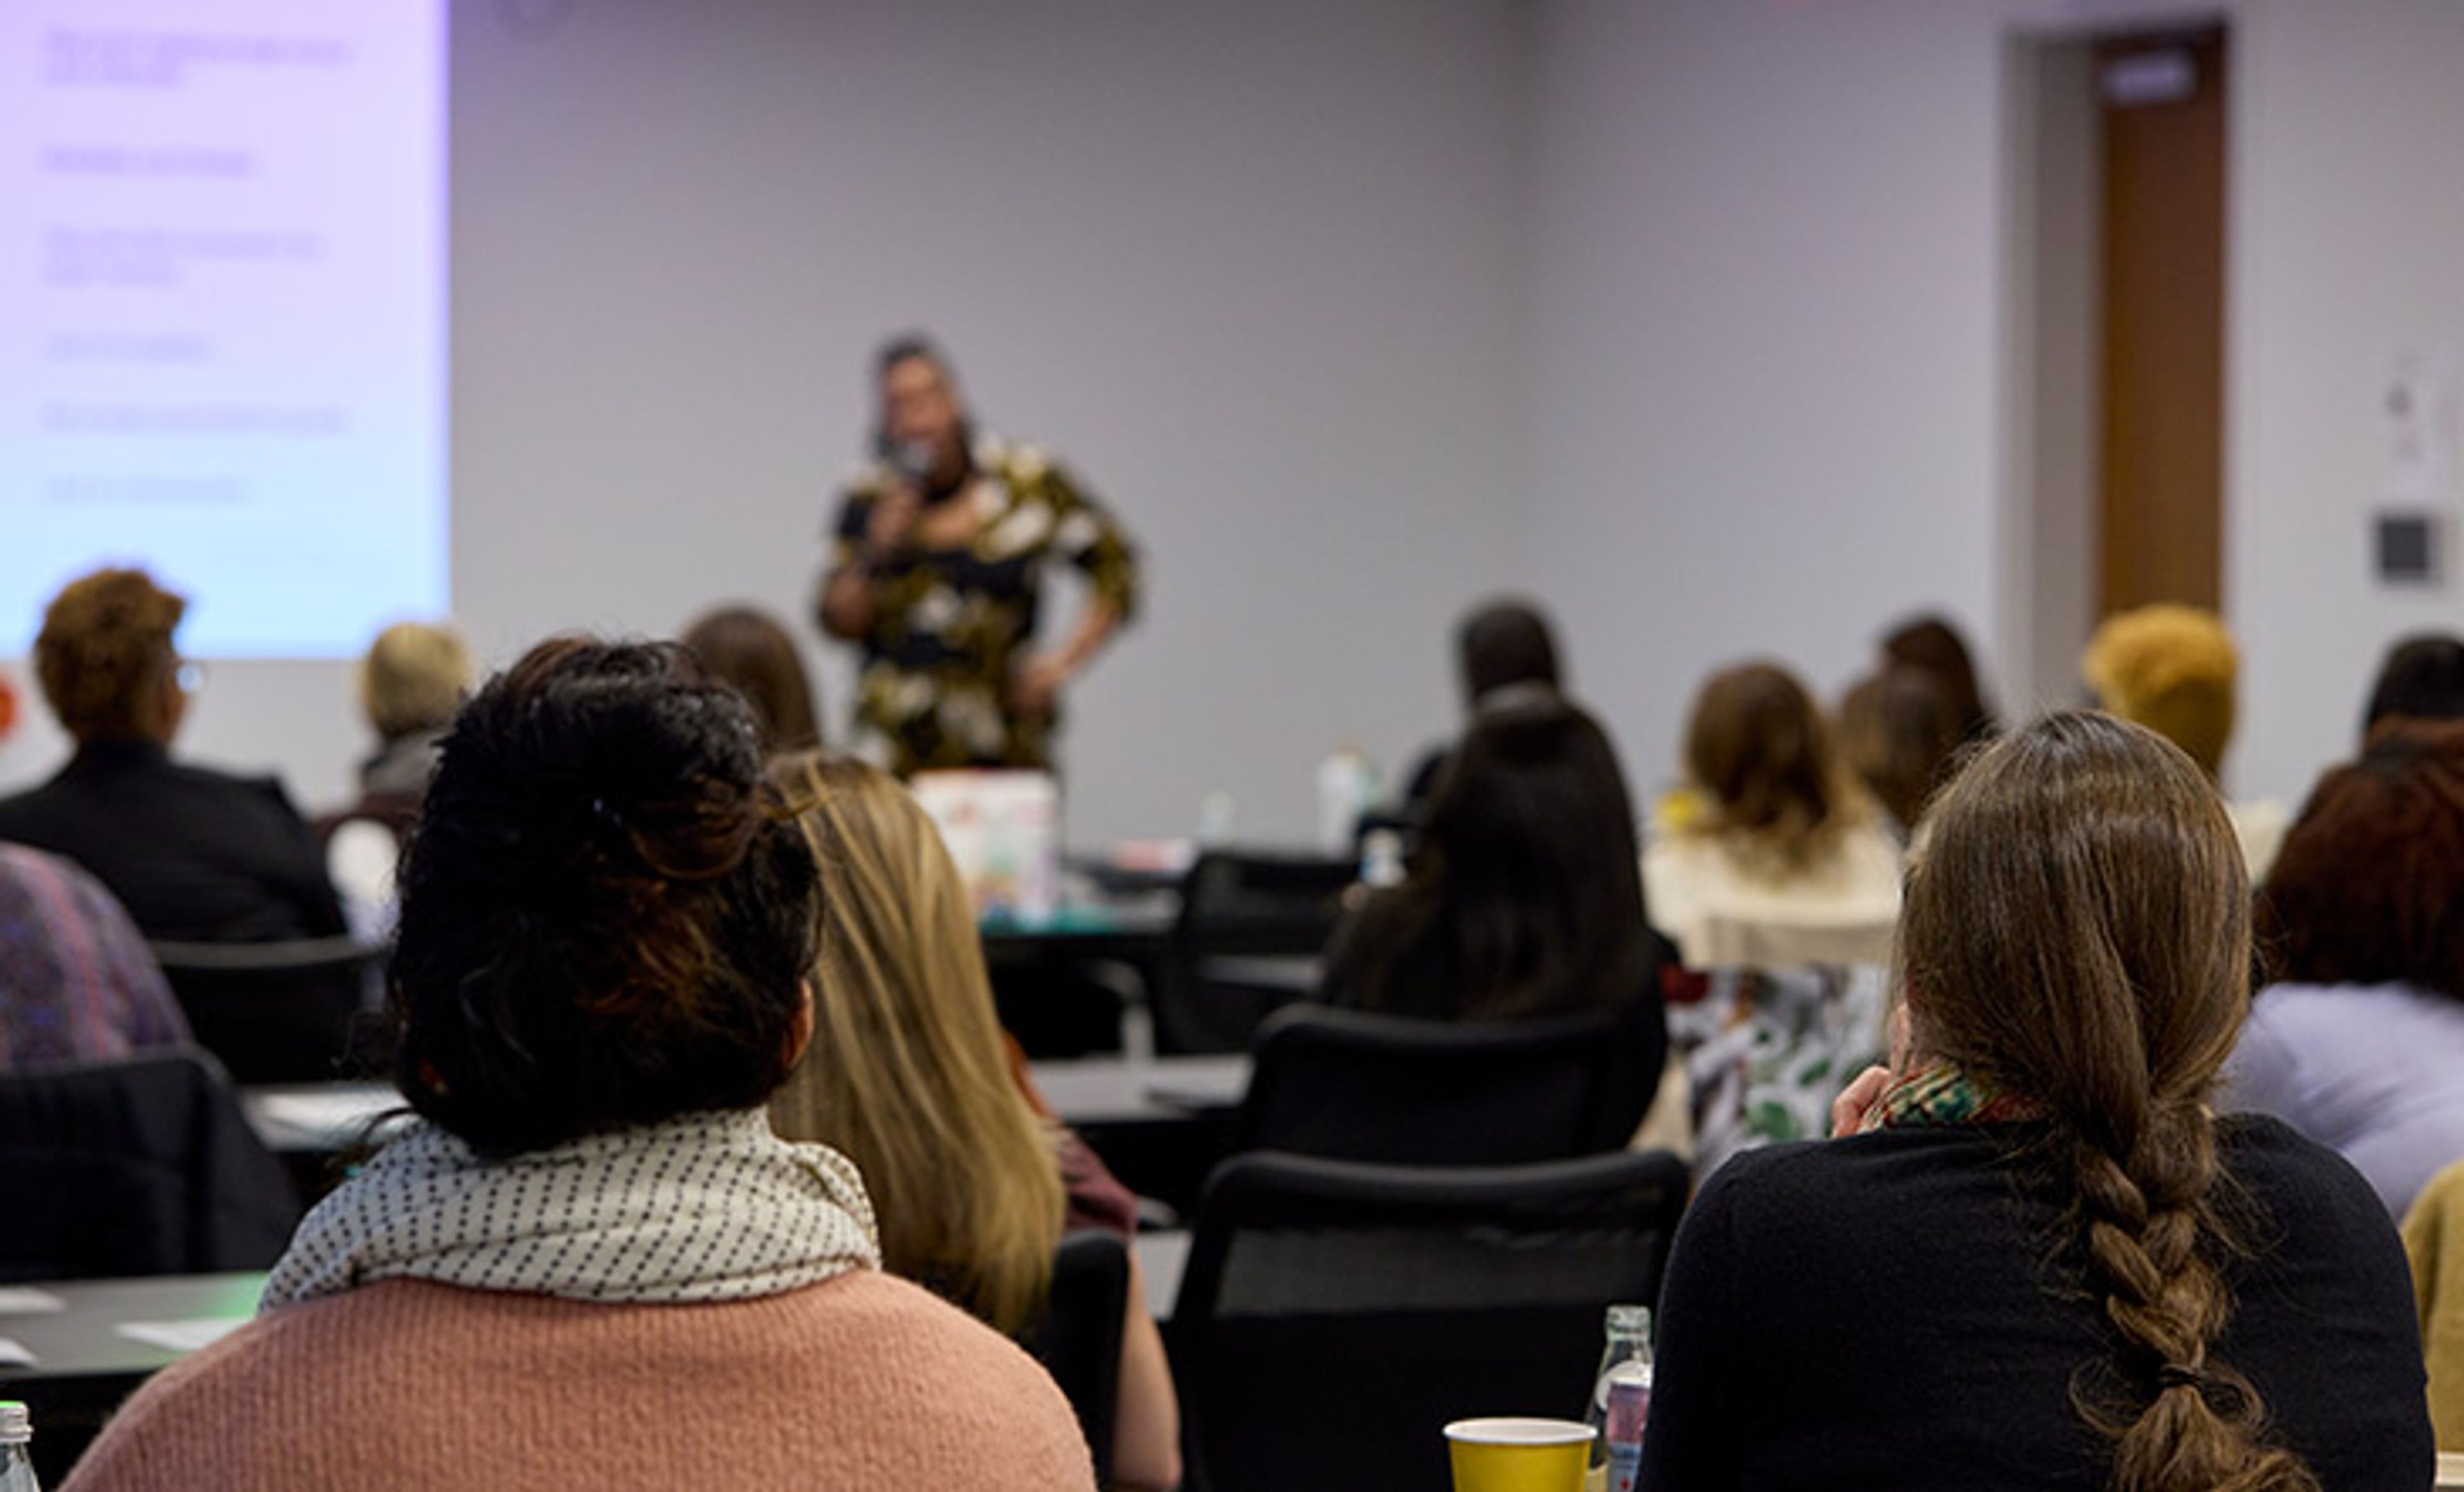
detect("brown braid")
[1901,712,2316,1492]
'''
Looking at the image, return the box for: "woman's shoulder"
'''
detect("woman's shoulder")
[65,1275,1094,1491]
[2215,1111,2391,1224]
[1692,1126,2005,1222]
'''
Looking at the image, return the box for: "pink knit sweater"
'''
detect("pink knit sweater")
[64,1270,1094,1491]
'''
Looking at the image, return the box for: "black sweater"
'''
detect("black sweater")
[0,739,344,944]
[1639,1116,2431,1491]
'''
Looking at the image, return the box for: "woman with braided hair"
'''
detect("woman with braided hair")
[1637,712,2429,1491]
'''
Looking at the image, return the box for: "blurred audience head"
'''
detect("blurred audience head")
[2081,604,2238,778]
[682,606,823,757]
[1456,598,1562,711]
[34,567,189,746]
[389,637,820,1157]
[1880,613,1994,746]
[1683,661,1858,864]
[2259,720,2464,1001]
[2362,633,2464,741]
[1838,664,1964,838]
[1358,698,1651,1021]
[767,752,1059,1334]
[1899,711,2299,1488]
[358,621,474,744]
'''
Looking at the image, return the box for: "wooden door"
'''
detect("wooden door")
[2096,27,2227,615]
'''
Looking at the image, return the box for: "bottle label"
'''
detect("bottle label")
[1604,1377,1649,1492]
[1606,1441,1642,1492]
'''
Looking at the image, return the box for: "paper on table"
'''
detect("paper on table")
[0,1289,64,1315]
[116,1317,251,1354]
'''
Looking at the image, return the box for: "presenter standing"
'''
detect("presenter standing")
[817,337,1140,776]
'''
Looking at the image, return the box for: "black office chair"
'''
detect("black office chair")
[1170,1149,1690,1492]
[1236,999,1667,1165]
[0,1048,301,1282]
[150,935,382,1084]
[1154,850,1356,1055]
[1025,1230,1129,1486]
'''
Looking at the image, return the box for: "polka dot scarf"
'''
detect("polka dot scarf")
[262,1108,881,1310]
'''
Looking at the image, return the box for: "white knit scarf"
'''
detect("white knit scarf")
[262,1108,880,1310]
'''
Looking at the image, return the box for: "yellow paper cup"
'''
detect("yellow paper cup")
[1444,1417,1596,1492]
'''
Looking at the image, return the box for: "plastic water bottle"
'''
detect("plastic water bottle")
[0,1401,42,1492]
[1315,746,1378,853]
[1582,1304,1653,1492]
[1358,827,1406,889]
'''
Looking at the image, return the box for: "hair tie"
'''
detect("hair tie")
[2155,1362,2206,1392]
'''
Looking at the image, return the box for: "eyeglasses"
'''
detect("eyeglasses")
[175,660,208,694]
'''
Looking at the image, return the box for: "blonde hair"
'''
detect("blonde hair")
[2081,605,2237,778]
[359,622,474,741]
[767,753,1062,1335]
[1903,712,2312,1492]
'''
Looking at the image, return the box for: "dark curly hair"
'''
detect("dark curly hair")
[2362,634,2464,741]
[2259,719,2464,999]
[34,568,184,741]
[388,636,821,1155]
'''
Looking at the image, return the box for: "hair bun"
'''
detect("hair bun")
[424,639,767,892]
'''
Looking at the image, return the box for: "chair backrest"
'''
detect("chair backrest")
[1156,851,1356,1055]
[1172,1149,1690,1492]
[1025,1230,1130,1487]
[0,1048,301,1282]
[1237,1001,1666,1165]
[327,819,404,943]
[150,936,382,1085]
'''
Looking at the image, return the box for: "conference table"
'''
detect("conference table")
[242,1052,1250,1159]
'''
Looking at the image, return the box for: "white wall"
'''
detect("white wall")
[2227,0,2464,807]
[1521,0,2464,816]
[1523,0,2004,805]
[3,0,1537,846]
[9,0,2461,840]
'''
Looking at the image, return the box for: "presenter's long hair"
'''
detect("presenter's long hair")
[766,753,1061,1336]
[1899,711,2315,1492]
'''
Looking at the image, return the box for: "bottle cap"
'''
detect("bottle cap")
[1604,1303,1652,1336]
[0,1401,29,1445]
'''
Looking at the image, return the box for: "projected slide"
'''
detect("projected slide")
[0,2,446,657]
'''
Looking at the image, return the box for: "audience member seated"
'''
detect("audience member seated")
[1389,596,1564,820]
[2225,721,2464,1220]
[0,843,190,1068]
[1879,610,1996,748]
[1640,712,2431,1491]
[1835,662,1963,842]
[1325,696,1670,1030]
[0,569,345,945]
[2364,631,2464,741]
[2083,602,2287,879]
[2400,1157,2464,1451]
[683,604,824,757]
[766,753,1176,1492]
[62,638,1092,1492]
[1643,662,1900,969]
[321,620,472,845]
